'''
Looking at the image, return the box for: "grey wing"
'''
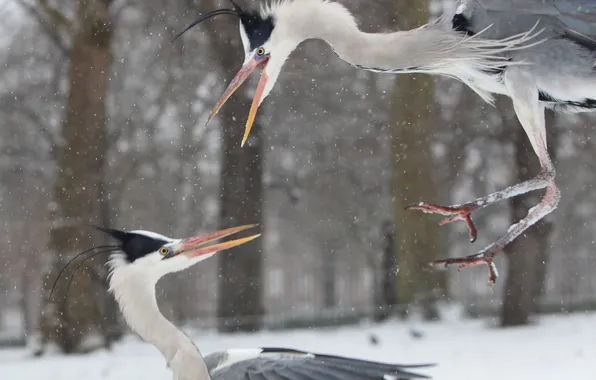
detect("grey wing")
[462,0,596,47]
[210,349,433,380]
[556,0,596,47]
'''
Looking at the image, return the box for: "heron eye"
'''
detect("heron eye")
[256,47,265,56]
[159,247,169,255]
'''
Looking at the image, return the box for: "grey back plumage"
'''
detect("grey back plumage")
[204,348,433,380]
[203,351,227,377]
[462,0,596,49]
[556,0,596,48]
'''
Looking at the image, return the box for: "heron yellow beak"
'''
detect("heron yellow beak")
[207,55,270,147]
[163,224,260,259]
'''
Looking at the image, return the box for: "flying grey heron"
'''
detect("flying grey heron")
[173,0,596,284]
[59,225,433,380]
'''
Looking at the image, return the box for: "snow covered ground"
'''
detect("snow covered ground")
[1,308,594,380]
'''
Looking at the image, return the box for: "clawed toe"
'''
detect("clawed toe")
[413,174,559,286]
[432,246,502,285]
[406,202,479,243]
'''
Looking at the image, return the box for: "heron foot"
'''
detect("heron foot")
[406,202,479,243]
[408,168,558,286]
[432,244,502,285]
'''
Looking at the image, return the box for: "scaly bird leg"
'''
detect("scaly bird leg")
[406,172,551,243]
[411,70,562,285]
[431,177,559,285]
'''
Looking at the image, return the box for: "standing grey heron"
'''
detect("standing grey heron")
[173,0,596,283]
[62,225,433,380]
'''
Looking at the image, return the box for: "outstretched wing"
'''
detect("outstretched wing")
[459,0,596,48]
[208,348,434,380]
[555,0,596,48]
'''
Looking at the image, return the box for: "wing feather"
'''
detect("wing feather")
[262,367,303,380]
[294,362,369,380]
[211,349,433,380]
[277,365,335,380]
[246,372,267,380]
[303,357,414,379]
[556,0,596,48]
[460,0,596,49]
[475,0,560,14]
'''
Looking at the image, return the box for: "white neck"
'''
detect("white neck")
[109,258,211,380]
[271,0,538,103]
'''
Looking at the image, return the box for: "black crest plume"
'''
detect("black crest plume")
[171,0,244,42]
[49,225,170,305]
[48,225,124,303]
[93,226,129,242]
[93,226,169,262]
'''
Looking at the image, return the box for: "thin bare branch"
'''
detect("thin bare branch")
[14,0,70,55]
[0,93,59,156]
[38,0,72,29]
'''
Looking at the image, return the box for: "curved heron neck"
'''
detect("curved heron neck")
[109,265,211,380]
[276,0,453,73]
[272,0,520,103]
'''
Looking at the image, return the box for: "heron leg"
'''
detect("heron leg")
[406,174,549,243]
[410,165,557,284]
[431,170,558,285]
[414,70,560,284]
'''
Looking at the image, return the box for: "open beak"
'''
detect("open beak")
[163,224,260,259]
[206,56,270,147]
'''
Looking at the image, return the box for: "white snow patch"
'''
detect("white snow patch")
[1,312,595,380]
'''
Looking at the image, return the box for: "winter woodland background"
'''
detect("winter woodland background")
[0,0,595,368]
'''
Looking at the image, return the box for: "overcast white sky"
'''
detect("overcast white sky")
[0,1,25,41]
[0,1,32,53]
[0,0,21,18]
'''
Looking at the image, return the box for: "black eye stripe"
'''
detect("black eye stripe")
[239,12,274,51]
[95,226,170,263]
[122,235,168,262]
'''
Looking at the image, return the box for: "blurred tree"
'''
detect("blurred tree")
[1,0,593,336]
[37,0,119,353]
[501,108,557,326]
[373,220,398,321]
[196,0,264,332]
[391,0,446,318]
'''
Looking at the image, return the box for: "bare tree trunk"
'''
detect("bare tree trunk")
[217,116,264,332]
[374,220,398,321]
[20,271,29,342]
[391,0,446,319]
[38,0,115,353]
[97,179,122,348]
[322,246,337,310]
[198,1,264,334]
[501,108,557,327]
[533,111,557,301]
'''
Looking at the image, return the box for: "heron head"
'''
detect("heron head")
[172,0,300,147]
[96,225,260,280]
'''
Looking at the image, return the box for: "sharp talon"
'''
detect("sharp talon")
[438,215,457,225]
[408,201,479,243]
[464,215,478,243]
[430,249,501,284]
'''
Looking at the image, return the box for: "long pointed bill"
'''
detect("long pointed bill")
[164,224,260,259]
[241,69,268,147]
[206,56,270,132]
